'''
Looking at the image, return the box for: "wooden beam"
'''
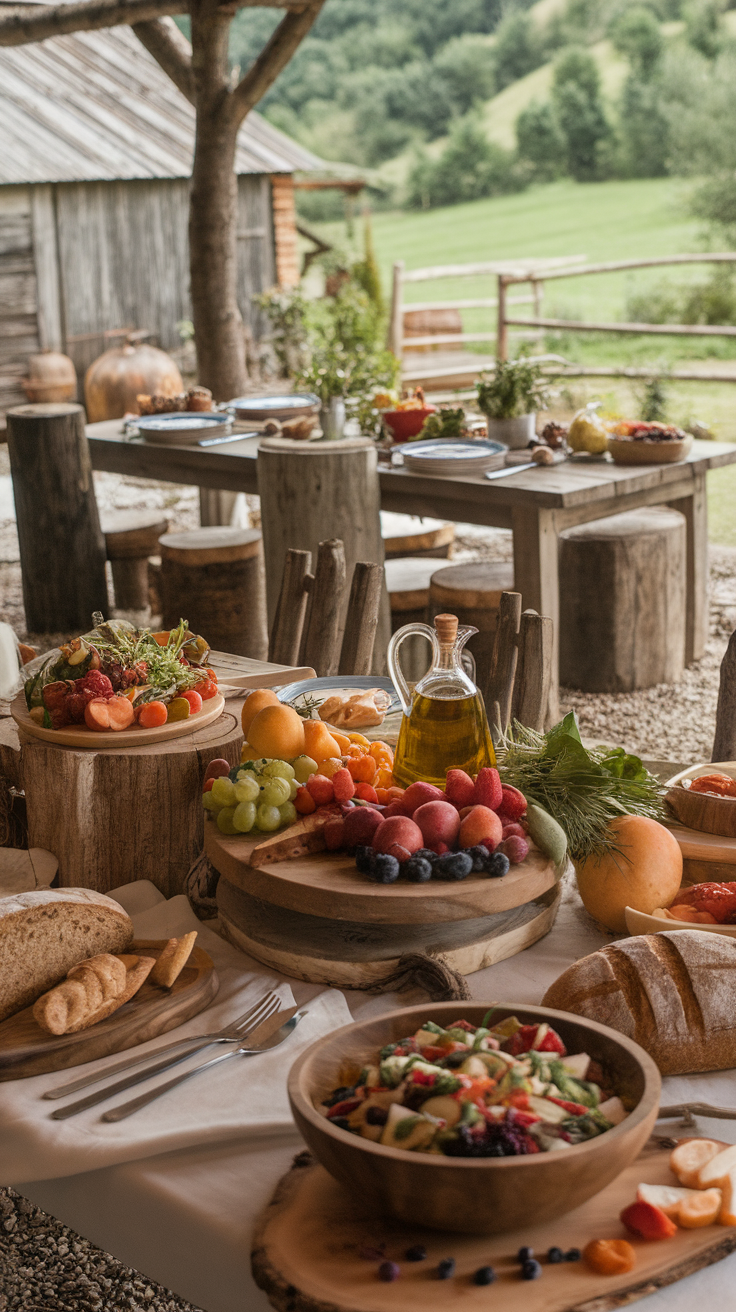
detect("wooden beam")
[0,0,307,46]
[133,16,194,102]
[229,0,325,124]
[504,316,736,338]
[504,252,736,285]
[30,185,63,352]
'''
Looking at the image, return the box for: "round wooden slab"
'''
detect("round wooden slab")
[252,1146,736,1312]
[0,940,218,1080]
[12,691,225,749]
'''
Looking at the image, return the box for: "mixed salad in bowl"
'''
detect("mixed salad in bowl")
[320,1014,627,1158]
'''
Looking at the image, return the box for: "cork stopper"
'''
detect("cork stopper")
[434,613,458,644]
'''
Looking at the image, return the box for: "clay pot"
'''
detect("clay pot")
[84,340,183,422]
[23,351,77,403]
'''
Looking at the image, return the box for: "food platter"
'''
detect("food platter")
[666,762,736,838]
[136,413,233,445]
[402,439,505,475]
[11,690,225,749]
[607,433,693,465]
[624,905,736,937]
[229,393,320,422]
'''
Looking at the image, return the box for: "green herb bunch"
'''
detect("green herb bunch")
[496,712,665,862]
[412,407,467,441]
[476,359,551,419]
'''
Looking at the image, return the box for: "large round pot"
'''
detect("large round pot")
[84,340,183,421]
[484,413,536,449]
[23,351,77,403]
[288,1000,660,1235]
[382,406,436,442]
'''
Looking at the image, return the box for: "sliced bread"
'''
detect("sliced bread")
[0,888,133,1022]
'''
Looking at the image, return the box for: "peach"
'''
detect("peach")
[372,816,423,862]
[413,800,461,854]
[241,688,280,738]
[248,704,305,759]
[445,769,475,809]
[343,806,384,848]
[459,806,503,850]
[401,781,445,815]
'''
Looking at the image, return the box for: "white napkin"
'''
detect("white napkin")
[0,882,352,1186]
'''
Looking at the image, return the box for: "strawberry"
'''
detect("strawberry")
[472,767,503,810]
[444,769,475,809]
[499,785,527,821]
[620,1201,677,1241]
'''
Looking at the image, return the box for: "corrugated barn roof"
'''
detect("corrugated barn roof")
[0,25,326,184]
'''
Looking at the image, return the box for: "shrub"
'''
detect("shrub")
[516,100,567,180]
[407,118,522,208]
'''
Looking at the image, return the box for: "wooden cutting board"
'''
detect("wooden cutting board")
[11,691,225,749]
[0,939,218,1080]
[252,1143,736,1312]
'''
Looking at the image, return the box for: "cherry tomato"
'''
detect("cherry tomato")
[181,689,203,715]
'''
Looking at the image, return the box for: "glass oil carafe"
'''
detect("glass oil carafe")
[388,612,495,789]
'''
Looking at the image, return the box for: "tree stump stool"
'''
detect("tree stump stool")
[159,527,268,659]
[381,511,455,559]
[559,507,686,693]
[385,557,438,683]
[101,509,170,612]
[429,561,515,677]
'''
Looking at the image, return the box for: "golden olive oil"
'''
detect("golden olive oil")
[393,689,495,789]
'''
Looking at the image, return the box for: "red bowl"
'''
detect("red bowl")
[382,406,436,442]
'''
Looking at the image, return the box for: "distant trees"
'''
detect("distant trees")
[407,118,520,208]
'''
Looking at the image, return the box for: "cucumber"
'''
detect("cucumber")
[526,803,568,866]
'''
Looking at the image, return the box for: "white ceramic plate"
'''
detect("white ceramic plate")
[625,905,736,937]
[137,413,233,445]
[229,394,320,421]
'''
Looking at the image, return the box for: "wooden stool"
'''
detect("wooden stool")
[102,509,170,612]
[559,507,686,693]
[429,561,515,676]
[381,511,455,559]
[159,527,268,659]
[385,557,436,682]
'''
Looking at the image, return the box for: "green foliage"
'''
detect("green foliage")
[493,11,544,90]
[637,376,669,421]
[684,0,725,58]
[690,174,736,244]
[551,48,611,181]
[610,5,663,73]
[407,117,521,209]
[616,76,669,177]
[253,286,311,377]
[351,214,384,314]
[516,100,567,180]
[476,359,551,418]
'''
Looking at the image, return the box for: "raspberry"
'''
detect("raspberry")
[331,768,355,803]
[306,773,335,806]
[499,785,527,821]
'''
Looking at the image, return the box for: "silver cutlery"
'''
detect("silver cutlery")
[47,993,282,1118]
[101,1008,306,1122]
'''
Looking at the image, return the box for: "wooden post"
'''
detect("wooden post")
[668,475,708,665]
[387,260,405,359]
[6,403,108,632]
[301,539,347,677]
[269,548,312,665]
[484,590,522,737]
[512,610,553,732]
[339,561,384,676]
[712,630,736,762]
[496,275,509,362]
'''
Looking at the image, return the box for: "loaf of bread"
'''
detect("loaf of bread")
[148,932,197,988]
[542,929,736,1075]
[0,889,133,1022]
[33,952,155,1035]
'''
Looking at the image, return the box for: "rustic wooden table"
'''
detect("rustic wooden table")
[86,421,736,711]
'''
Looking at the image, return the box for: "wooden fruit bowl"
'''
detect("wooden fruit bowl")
[607,433,692,465]
[666,762,736,839]
[287,1001,660,1235]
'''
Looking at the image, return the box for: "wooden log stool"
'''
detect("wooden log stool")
[429,561,515,676]
[101,509,170,612]
[380,511,455,559]
[559,507,686,693]
[385,557,437,682]
[159,527,268,659]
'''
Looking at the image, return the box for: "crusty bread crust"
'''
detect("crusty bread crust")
[0,889,133,1022]
[542,929,736,1075]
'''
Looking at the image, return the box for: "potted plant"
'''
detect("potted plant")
[476,359,551,448]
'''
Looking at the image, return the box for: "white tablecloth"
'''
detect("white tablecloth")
[14,878,736,1312]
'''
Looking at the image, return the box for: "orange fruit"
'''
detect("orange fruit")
[241,688,281,738]
[303,719,342,763]
[317,756,343,778]
[575,815,683,932]
[347,732,371,747]
[248,704,305,760]
[330,730,352,753]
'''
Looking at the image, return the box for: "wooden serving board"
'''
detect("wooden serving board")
[0,939,218,1080]
[252,1144,736,1312]
[11,691,225,749]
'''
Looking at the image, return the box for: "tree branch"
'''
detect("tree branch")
[229,0,325,125]
[0,0,307,48]
[133,16,194,102]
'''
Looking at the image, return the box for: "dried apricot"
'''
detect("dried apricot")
[347,754,377,783]
[375,768,394,789]
[584,1239,636,1275]
[347,732,371,747]
[317,756,343,778]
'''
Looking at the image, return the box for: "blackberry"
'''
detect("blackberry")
[322,1085,356,1108]
[371,854,400,883]
[405,1245,427,1262]
[330,1117,351,1131]
[434,851,473,881]
[365,1106,388,1126]
[485,851,510,879]
[443,1122,534,1157]
[378,1262,400,1282]
[517,1247,534,1263]
[466,845,488,873]
[547,1246,564,1264]
[354,845,375,875]
[521,1260,542,1281]
[437,1258,455,1280]
[405,856,433,883]
[565,1248,581,1262]
[473,1266,495,1286]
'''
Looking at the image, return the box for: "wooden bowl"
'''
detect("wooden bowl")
[288,1001,660,1235]
[607,433,693,465]
[666,762,736,838]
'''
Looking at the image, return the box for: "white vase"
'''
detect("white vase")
[484,413,536,449]
[319,397,346,440]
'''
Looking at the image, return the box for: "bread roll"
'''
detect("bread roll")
[542,930,736,1075]
[0,889,133,1022]
[33,952,155,1035]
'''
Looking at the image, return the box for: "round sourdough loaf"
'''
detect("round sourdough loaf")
[0,888,133,1022]
[542,929,736,1075]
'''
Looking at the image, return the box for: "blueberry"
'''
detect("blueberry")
[565,1248,581,1262]
[378,1261,400,1282]
[485,851,510,879]
[517,1246,534,1263]
[405,1245,427,1262]
[473,1266,496,1286]
[415,848,438,863]
[371,854,400,883]
[437,1257,455,1280]
[435,851,473,881]
[354,845,375,875]
[330,1117,351,1131]
[405,857,433,883]
[547,1246,564,1264]
[365,1106,388,1126]
[466,845,488,873]
[521,1259,542,1281]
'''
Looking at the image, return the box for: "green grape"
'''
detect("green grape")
[256,803,281,832]
[232,800,256,833]
[278,801,297,826]
[211,776,237,807]
[234,775,260,804]
[236,769,258,784]
[288,778,298,800]
[260,777,291,807]
[262,759,295,780]
[292,754,319,783]
[216,806,238,835]
[202,791,222,813]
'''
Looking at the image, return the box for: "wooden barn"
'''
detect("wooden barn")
[0,24,326,415]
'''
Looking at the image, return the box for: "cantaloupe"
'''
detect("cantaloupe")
[574,815,683,932]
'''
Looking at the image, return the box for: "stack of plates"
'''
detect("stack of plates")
[229,394,320,422]
[136,413,233,445]
[402,438,506,475]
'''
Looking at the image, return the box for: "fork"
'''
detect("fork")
[45,990,281,1104]
[101,1009,306,1122]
